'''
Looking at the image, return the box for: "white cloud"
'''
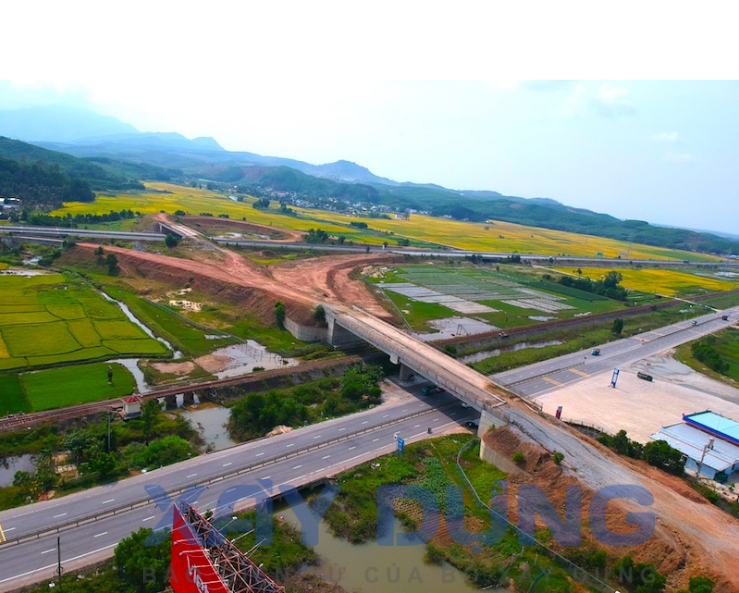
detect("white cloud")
[561,83,635,117]
[664,152,693,162]
[652,132,679,142]
[593,84,635,117]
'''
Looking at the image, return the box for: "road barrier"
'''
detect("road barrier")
[0,401,462,547]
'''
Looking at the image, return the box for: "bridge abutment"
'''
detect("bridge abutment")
[326,316,367,348]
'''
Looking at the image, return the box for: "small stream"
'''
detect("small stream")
[459,340,563,364]
[99,291,182,359]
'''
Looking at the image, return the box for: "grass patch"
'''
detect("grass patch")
[0,375,31,414]
[103,285,236,357]
[675,328,739,384]
[324,434,587,592]
[379,287,459,330]
[468,306,692,374]
[22,362,136,410]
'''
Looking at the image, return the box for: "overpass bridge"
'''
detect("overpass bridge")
[0,224,167,242]
[325,305,507,411]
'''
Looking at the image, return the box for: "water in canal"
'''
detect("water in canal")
[0,454,35,487]
[179,403,236,451]
[459,340,563,364]
[279,501,509,593]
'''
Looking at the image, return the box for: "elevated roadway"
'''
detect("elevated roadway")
[0,225,166,242]
[328,306,507,410]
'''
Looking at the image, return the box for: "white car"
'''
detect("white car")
[460,403,469,408]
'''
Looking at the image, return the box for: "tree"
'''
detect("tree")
[164,233,179,248]
[141,399,161,446]
[105,252,119,275]
[644,439,685,475]
[114,528,171,593]
[315,304,326,326]
[274,301,286,329]
[63,430,93,464]
[612,318,624,335]
[95,246,104,258]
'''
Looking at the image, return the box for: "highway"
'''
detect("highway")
[4,224,739,269]
[0,305,736,589]
[0,388,475,590]
[494,308,739,399]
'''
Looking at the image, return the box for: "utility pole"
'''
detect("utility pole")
[696,438,715,478]
[57,536,63,591]
[107,412,111,452]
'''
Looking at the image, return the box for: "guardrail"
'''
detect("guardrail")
[0,402,459,547]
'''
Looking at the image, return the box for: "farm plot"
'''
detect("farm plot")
[375,265,625,332]
[556,267,739,297]
[397,267,575,314]
[0,273,168,371]
[0,375,30,414]
[21,362,136,411]
[378,282,497,314]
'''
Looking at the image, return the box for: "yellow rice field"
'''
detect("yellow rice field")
[51,182,722,262]
[555,267,739,296]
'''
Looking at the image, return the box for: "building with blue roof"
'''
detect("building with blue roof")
[651,410,739,482]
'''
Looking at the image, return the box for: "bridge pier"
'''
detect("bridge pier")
[164,395,178,408]
[183,392,195,405]
[399,363,415,383]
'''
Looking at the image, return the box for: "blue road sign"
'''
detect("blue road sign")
[397,437,405,453]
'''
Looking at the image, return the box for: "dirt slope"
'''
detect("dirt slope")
[488,407,739,591]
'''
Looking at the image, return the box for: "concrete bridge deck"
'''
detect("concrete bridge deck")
[328,305,507,411]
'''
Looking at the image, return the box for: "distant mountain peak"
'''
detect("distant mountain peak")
[0,104,139,143]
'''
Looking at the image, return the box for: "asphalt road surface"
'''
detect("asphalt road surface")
[494,308,739,399]
[0,388,475,590]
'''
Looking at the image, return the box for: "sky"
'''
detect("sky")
[2,1,738,235]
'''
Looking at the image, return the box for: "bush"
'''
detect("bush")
[553,451,565,465]
[513,451,525,464]
[274,301,285,329]
[644,439,685,475]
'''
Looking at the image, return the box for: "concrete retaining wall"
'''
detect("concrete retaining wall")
[284,316,328,342]
[479,438,526,475]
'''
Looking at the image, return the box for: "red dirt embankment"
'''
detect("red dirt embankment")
[69,244,398,323]
[482,425,739,592]
[177,215,305,242]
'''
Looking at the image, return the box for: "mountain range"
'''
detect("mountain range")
[1,104,737,256]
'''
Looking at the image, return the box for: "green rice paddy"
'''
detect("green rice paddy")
[21,362,136,411]
[0,273,169,372]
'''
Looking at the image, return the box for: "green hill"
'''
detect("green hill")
[0,137,180,208]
